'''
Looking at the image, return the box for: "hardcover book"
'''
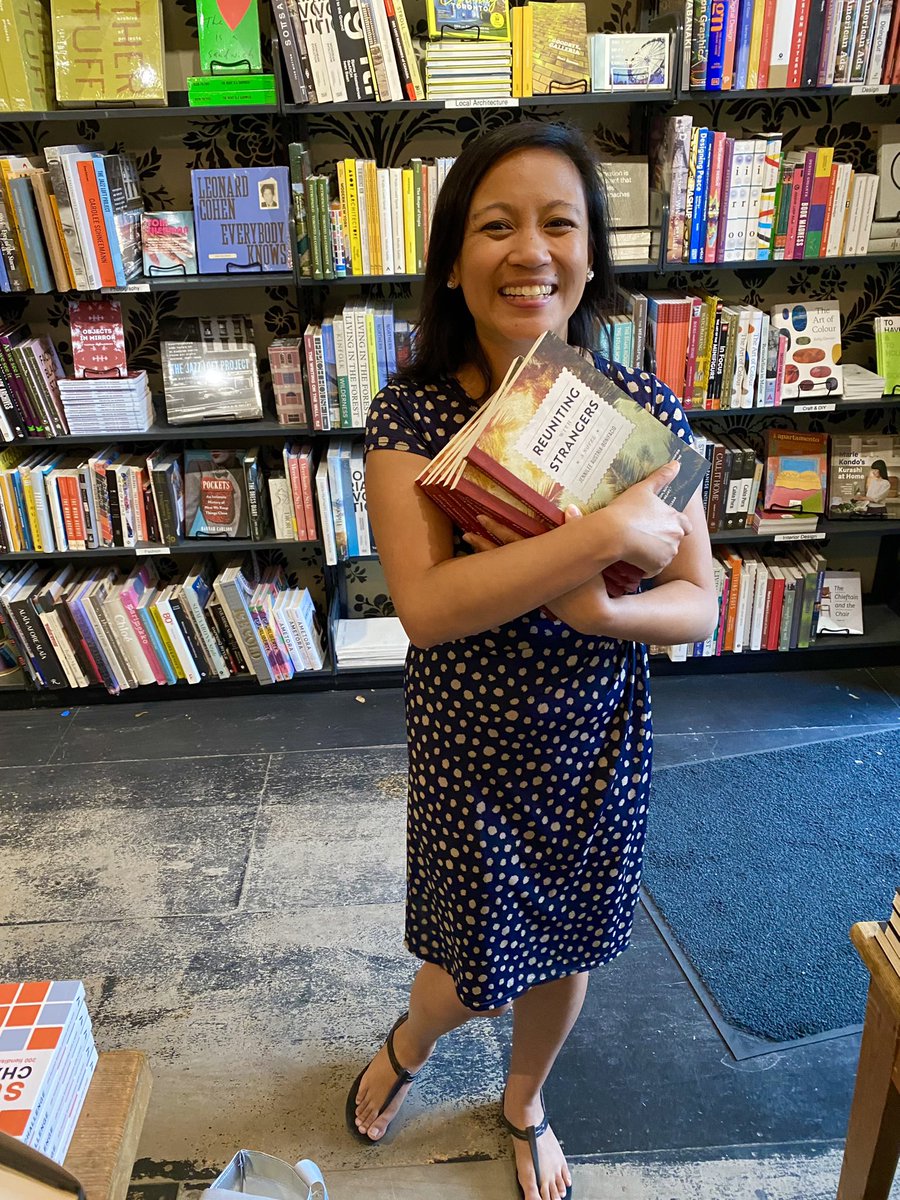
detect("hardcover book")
[141,211,198,276]
[184,449,251,539]
[51,0,166,105]
[0,0,54,113]
[417,331,708,593]
[191,167,292,274]
[607,31,670,88]
[763,430,828,513]
[530,3,589,94]
[195,0,262,73]
[68,299,127,379]
[828,434,900,518]
[597,158,649,229]
[769,301,843,399]
[816,570,864,634]
[160,316,262,424]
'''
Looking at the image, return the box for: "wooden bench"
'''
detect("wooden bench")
[837,922,900,1200]
[64,1052,152,1200]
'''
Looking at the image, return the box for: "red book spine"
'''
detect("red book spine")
[682,297,703,407]
[721,0,742,87]
[297,449,318,540]
[715,571,731,655]
[286,449,308,540]
[767,575,786,649]
[705,131,727,262]
[785,166,805,258]
[757,0,779,84]
[787,0,812,83]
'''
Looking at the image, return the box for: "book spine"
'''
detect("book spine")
[298,449,318,538]
[273,0,310,102]
[75,160,117,288]
[90,157,126,286]
[6,176,53,293]
[768,0,797,85]
[787,0,812,84]
[706,0,730,87]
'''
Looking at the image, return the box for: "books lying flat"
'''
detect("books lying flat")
[416,331,708,591]
[334,616,408,667]
[57,373,153,434]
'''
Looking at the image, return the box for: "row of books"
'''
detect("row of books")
[0,555,326,693]
[291,146,456,280]
[655,119,882,264]
[617,293,843,408]
[0,442,322,555]
[660,551,861,662]
[318,439,373,564]
[0,980,97,1165]
[687,0,900,91]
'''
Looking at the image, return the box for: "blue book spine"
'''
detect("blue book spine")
[7,177,52,293]
[339,439,359,557]
[705,0,729,89]
[321,318,339,415]
[191,166,292,274]
[689,129,712,263]
[373,308,389,391]
[0,238,10,291]
[138,597,177,684]
[91,156,126,286]
[11,469,33,550]
[732,0,755,90]
[383,307,397,378]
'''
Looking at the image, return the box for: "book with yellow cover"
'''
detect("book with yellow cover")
[417,331,707,588]
[51,0,166,107]
[426,0,510,40]
[0,0,54,112]
[529,2,589,95]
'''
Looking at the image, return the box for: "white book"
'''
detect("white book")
[155,585,201,685]
[749,558,769,651]
[768,0,798,86]
[389,167,405,274]
[58,152,103,289]
[289,588,325,669]
[856,174,879,253]
[350,441,370,555]
[45,471,68,552]
[213,560,275,685]
[180,572,230,680]
[865,0,893,83]
[744,139,768,258]
[332,313,350,419]
[343,302,363,426]
[292,0,333,101]
[364,0,404,99]
[825,162,853,257]
[732,558,755,654]
[701,560,726,656]
[85,572,135,689]
[269,474,295,540]
[844,173,871,255]
[315,456,338,566]
[817,570,864,634]
[753,311,769,408]
[376,167,394,275]
[426,161,438,247]
[319,0,349,101]
[355,160,372,275]
[326,441,348,559]
[273,590,310,671]
[723,140,753,261]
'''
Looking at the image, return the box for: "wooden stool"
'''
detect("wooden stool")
[837,923,900,1200]
[65,1051,153,1200]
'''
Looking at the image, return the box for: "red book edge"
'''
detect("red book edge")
[787,0,812,84]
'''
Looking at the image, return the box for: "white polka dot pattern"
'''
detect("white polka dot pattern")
[364,356,694,1010]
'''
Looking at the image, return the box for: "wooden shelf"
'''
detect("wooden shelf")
[658,252,900,272]
[64,1050,152,1200]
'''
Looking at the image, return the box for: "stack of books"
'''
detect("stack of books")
[0,980,97,1164]
[842,364,886,401]
[424,41,513,98]
[875,889,900,974]
[334,616,408,668]
[57,374,154,435]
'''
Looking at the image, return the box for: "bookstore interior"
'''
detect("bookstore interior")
[0,0,896,704]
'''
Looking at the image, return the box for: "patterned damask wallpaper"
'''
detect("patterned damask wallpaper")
[0,0,897,612]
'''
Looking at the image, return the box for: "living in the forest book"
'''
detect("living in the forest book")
[417,331,708,590]
[191,168,292,274]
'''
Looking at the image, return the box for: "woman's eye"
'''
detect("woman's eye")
[481,221,510,232]
[547,218,575,229]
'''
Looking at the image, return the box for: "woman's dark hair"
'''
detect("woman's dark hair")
[403,122,615,397]
[871,459,889,479]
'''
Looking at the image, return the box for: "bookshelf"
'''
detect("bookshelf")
[0,2,898,704]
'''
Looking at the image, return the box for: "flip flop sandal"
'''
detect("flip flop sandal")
[502,1089,573,1200]
[345,1011,423,1145]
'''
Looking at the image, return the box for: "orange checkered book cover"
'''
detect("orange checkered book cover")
[0,980,97,1164]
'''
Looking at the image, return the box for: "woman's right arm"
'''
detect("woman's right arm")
[365,449,691,649]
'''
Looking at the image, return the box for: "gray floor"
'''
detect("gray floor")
[2,666,900,1200]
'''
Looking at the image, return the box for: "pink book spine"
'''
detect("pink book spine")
[774,331,788,404]
[286,449,309,540]
[715,572,731,655]
[705,132,727,263]
[298,449,318,540]
[715,139,735,262]
[785,166,804,258]
[119,580,166,685]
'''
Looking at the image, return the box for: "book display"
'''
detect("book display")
[0,0,897,702]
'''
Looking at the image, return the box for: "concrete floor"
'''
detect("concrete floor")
[3,666,900,1200]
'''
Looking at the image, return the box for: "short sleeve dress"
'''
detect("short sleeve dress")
[364,355,694,1011]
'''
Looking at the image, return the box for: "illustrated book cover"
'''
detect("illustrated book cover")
[530,3,589,94]
[184,449,251,539]
[763,430,828,513]
[769,301,843,399]
[68,299,127,379]
[141,211,197,276]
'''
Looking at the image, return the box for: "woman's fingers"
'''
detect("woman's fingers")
[462,532,494,552]
[475,514,524,544]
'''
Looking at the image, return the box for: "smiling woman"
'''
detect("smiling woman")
[349,123,717,1200]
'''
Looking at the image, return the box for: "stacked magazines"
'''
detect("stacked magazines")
[416,331,708,594]
[57,373,154,435]
[0,980,97,1165]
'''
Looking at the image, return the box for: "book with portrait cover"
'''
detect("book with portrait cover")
[191,168,292,275]
[184,449,251,539]
[417,331,708,591]
[828,434,900,519]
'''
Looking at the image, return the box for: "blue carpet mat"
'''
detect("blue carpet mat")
[644,727,900,1041]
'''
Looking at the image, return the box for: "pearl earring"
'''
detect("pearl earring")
[586,269,595,282]
[447,278,458,289]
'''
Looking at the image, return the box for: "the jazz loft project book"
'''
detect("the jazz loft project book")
[417,331,708,589]
[191,168,292,274]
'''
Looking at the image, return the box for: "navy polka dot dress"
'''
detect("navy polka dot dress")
[365,354,694,1011]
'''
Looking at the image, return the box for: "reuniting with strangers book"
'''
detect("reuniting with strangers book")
[417,331,708,593]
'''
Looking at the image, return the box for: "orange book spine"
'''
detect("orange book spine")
[61,475,86,545]
[297,450,318,540]
[286,450,308,540]
[723,555,742,652]
[75,160,117,288]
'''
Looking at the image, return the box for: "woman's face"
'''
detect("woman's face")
[452,147,592,364]
[872,465,885,479]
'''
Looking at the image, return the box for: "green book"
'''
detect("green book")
[305,176,323,281]
[195,0,262,74]
[315,175,334,281]
[411,158,425,276]
[875,316,900,395]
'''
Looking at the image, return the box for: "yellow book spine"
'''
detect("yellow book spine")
[48,195,76,288]
[343,159,364,277]
[402,168,416,275]
[0,160,33,288]
[746,0,767,90]
[150,603,185,681]
[21,468,43,552]
[511,8,521,97]
[364,160,382,276]
[523,5,533,97]
[0,473,22,549]
[364,306,379,398]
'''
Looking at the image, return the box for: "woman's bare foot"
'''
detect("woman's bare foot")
[503,1092,573,1200]
[353,1018,434,1141]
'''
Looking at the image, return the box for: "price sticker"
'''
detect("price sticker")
[794,402,836,413]
[774,532,827,542]
[135,545,171,555]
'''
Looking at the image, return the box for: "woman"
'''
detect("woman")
[351,123,718,1200]
[862,459,891,504]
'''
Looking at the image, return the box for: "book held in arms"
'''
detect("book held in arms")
[141,212,198,276]
[191,168,292,275]
[0,980,97,1165]
[417,331,708,593]
[51,0,166,105]
[160,317,263,424]
[828,435,900,518]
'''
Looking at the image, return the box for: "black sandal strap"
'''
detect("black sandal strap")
[502,1110,550,1141]
[385,1012,421,1082]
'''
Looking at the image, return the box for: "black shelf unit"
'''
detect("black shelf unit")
[0,537,320,562]
[685,397,900,419]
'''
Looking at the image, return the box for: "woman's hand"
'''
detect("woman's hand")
[464,507,613,634]
[589,461,692,580]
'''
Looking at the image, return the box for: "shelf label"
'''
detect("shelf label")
[102,282,151,294]
[136,545,171,555]
[851,83,889,95]
[794,402,836,413]
[444,97,519,109]
[774,532,827,542]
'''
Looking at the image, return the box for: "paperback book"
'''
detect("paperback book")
[828,435,900,518]
[816,570,864,635]
[68,299,127,379]
[160,316,263,425]
[141,211,198,276]
[416,331,708,593]
[769,302,843,399]
[763,430,828,514]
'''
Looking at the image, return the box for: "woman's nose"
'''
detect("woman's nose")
[507,227,552,264]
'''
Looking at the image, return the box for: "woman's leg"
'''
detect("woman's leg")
[354,960,509,1140]
[504,972,590,1200]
